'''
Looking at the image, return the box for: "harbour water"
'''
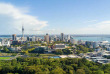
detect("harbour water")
[73,37,110,42]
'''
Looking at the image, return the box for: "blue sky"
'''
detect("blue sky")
[0,0,110,34]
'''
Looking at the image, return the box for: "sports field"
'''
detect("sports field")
[0,57,12,60]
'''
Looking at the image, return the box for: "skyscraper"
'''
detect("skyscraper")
[44,33,49,43]
[12,34,16,41]
[67,35,70,40]
[27,37,30,41]
[32,36,36,42]
[54,35,57,41]
[61,33,64,41]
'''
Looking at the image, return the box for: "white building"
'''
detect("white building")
[32,36,36,42]
[0,42,2,46]
[0,39,11,46]
[54,44,65,49]
[2,41,10,46]
[70,39,78,44]
[100,41,109,44]
[67,35,70,40]
[9,47,21,51]
[78,40,84,45]
[35,37,39,41]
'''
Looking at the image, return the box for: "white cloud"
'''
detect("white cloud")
[75,21,110,34]
[0,3,48,34]
[32,29,56,34]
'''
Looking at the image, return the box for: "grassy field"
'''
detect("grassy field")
[0,57,12,60]
[0,53,17,56]
[27,53,58,58]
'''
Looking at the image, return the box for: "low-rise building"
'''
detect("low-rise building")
[95,48,101,52]
[70,39,78,44]
[8,47,21,52]
[54,44,65,49]
[107,47,110,51]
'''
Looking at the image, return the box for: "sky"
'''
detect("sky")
[0,0,110,35]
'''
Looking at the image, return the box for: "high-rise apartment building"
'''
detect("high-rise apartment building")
[27,37,30,41]
[53,35,57,41]
[32,36,36,42]
[44,33,49,43]
[12,34,16,41]
[67,35,70,40]
[61,33,64,41]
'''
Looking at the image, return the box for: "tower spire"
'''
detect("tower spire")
[22,24,24,40]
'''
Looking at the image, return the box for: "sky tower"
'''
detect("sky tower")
[22,25,24,40]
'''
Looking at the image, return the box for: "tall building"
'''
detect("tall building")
[12,34,16,41]
[32,36,36,42]
[61,33,64,41]
[22,25,24,40]
[44,33,49,43]
[53,35,57,41]
[27,37,30,41]
[67,35,70,40]
[35,37,39,41]
[57,37,60,41]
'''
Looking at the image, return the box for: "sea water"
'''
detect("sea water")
[73,37,110,42]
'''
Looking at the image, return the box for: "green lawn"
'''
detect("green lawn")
[0,57,12,60]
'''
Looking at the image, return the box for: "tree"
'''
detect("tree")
[0,56,109,74]
[94,70,104,74]
[76,69,85,74]
[69,70,74,74]
[55,49,63,55]
[3,47,9,52]
[63,49,71,55]
[24,66,36,74]
[51,66,66,74]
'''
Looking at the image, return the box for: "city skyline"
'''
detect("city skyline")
[0,0,110,34]
[1,1,110,73]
